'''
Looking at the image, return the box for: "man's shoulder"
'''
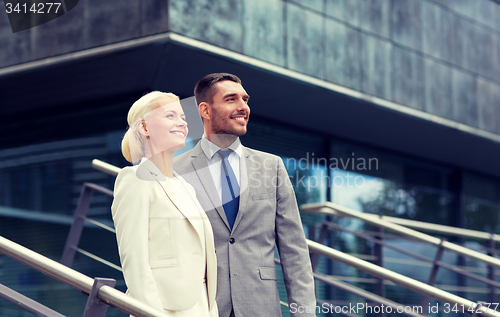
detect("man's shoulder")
[243,146,281,161]
[174,148,195,162]
[173,148,197,172]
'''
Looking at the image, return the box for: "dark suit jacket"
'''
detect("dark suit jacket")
[174,142,316,317]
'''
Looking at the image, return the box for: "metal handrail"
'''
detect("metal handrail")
[92,159,120,176]
[88,160,500,314]
[320,220,500,289]
[274,258,425,317]
[0,235,170,317]
[93,158,500,245]
[302,202,500,270]
[302,201,500,244]
[307,240,499,316]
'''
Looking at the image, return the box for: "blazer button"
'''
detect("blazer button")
[229,238,235,244]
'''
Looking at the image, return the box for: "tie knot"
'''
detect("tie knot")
[218,149,232,160]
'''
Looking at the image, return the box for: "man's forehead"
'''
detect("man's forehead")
[214,81,247,96]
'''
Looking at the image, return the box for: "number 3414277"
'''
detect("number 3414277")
[5,2,62,14]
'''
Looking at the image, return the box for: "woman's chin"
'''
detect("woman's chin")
[172,142,186,151]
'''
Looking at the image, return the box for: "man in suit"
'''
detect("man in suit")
[174,73,316,317]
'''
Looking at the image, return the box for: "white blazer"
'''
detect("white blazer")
[111,158,217,312]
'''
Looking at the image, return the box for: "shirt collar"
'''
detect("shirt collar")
[200,135,242,160]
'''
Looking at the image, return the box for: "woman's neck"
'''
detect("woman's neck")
[149,151,174,178]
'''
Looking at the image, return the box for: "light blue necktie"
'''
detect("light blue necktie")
[218,149,240,229]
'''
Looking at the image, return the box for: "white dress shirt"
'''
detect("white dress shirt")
[200,136,242,201]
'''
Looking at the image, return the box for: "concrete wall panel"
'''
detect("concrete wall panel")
[325,19,360,90]
[31,6,85,60]
[85,0,141,48]
[391,0,422,51]
[424,59,452,119]
[475,26,496,80]
[325,0,360,27]
[452,68,478,127]
[292,0,323,13]
[422,1,451,61]
[477,77,500,133]
[170,0,243,52]
[141,0,169,36]
[359,0,389,38]
[0,24,31,67]
[446,0,475,20]
[450,17,476,72]
[360,33,391,99]
[286,2,324,78]
[474,0,498,29]
[169,0,198,38]
[392,47,424,110]
[243,0,285,66]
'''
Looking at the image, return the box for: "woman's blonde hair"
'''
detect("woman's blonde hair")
[121,91,179,163]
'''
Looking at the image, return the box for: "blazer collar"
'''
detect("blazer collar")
[200,135,243,159]
[135,157,192,220]
[190,142,251,232]
[135,157,165,181]
[190,143,229,228]
[231,148,250,231]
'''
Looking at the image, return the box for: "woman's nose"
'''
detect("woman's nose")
[177,118,187,127]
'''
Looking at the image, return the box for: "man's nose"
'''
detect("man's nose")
[236,98,249,111]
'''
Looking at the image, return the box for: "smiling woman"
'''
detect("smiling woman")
[121,91,183,165]
[111,91,219,316]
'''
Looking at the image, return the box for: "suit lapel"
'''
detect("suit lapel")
[231,148,250,231]
[190,145,231,231]
[136,158,196,224]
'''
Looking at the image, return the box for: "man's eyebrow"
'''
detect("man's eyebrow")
[222,93,250,99]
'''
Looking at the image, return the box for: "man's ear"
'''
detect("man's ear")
[199,102,211,121]
[137,120,149,137]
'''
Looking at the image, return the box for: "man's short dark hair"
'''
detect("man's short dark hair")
[194,73,242,105]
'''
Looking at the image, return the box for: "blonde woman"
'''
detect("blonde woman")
[111,91,218,316]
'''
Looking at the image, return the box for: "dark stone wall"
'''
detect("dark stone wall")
[0,0,169,66]
[169,0,500,134]
[1,0,499,134]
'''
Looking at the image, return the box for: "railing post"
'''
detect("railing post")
[374,221,385,317]
[311,223,329,271]
[420,238,445,308]
[487,233,496,304]
[82,278,116,317]
[61,183,94,267]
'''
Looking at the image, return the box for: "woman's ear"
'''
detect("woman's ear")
[137,120,149,137]
[199,102,211,121]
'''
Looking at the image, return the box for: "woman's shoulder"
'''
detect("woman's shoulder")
[116,165,137,179]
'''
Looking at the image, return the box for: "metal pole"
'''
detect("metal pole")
[0,283,66,317]
[306,239,500,317]
[306,203,500,270]
[61,183,94,267]
[488,234,496,304]
[374,224,385,317]
[421,239,445,308]
[0,236,169,317]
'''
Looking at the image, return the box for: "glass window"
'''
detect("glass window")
[328,141,459,307]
